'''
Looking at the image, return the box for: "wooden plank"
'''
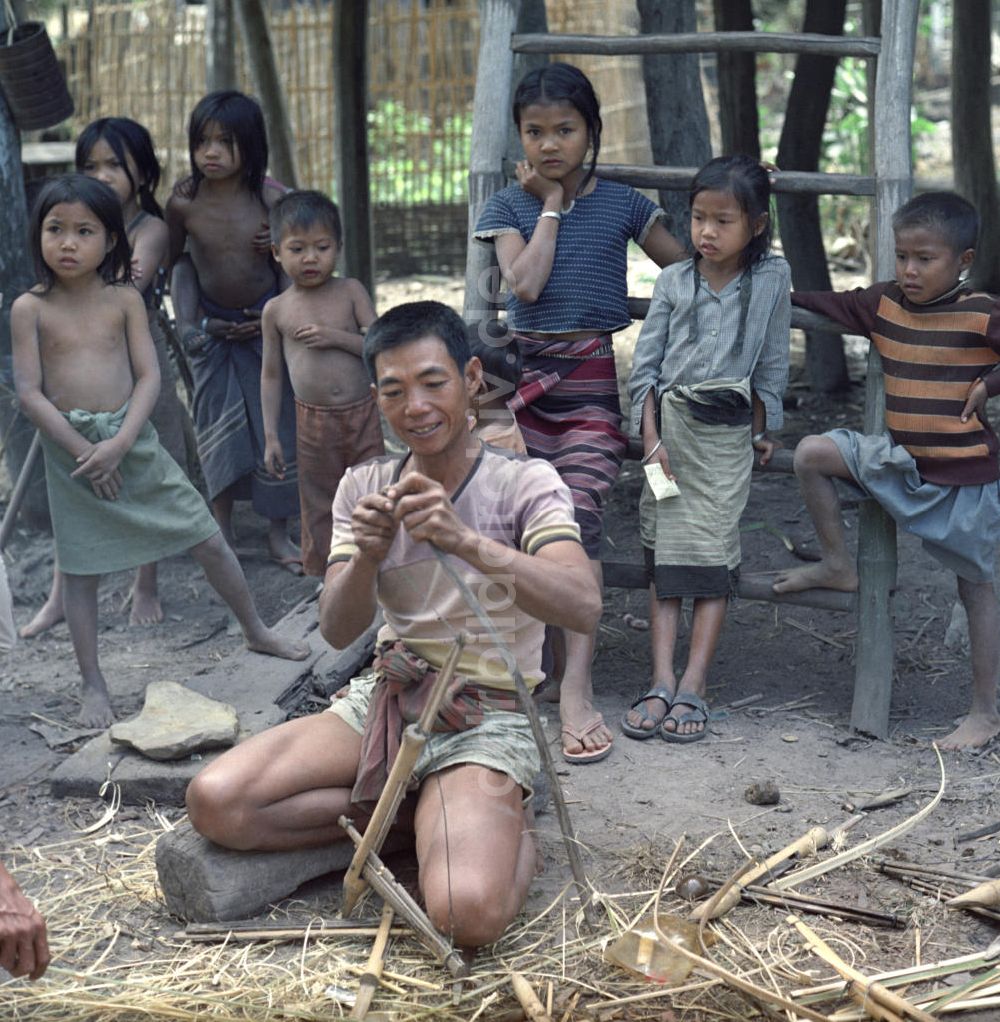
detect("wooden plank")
[592,163,874,196]
[602,562,856,612]
[511,30,881,58]
[850,0,918,739]
[464,0,522,320]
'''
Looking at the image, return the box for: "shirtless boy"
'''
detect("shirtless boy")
[261,191,384,576]
[166,90,301,571]
[774,192,1000,750]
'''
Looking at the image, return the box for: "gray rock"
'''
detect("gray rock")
[110,681,238,761]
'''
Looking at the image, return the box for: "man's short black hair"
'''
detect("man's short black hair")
[270,189,342,246]
[364,301,470,382]
[892,191,979,254]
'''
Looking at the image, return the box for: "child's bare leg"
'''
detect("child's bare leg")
[773,435,860,593]
[623,588,680,733]
[939,576,1000,750]
[19,567,65,638]
[128,562,164,626]
[663,596,726,737]
[189,533,309,660]
[211,488,237,549]
[267,518,302,573]
[560,559,612,757]
[61,572,113,728]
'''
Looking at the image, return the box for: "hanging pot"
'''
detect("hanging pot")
[0,21,74,131]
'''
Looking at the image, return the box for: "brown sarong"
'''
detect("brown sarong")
[351,641,519,810]
[296,395,385,576]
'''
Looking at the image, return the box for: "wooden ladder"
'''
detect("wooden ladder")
[463,0,920,738]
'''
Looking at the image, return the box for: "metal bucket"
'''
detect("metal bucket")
[0,22,74,130]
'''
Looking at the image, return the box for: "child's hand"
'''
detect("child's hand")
[642,434,675,480]
[72,440,125,500]
[752,433,782,466]
[263,439,285,479]
[515,160,564,206]
[654,445,675,481]
[252,220,272,254]
[293,323,338,349]
[130,256,143,281]
[961,379,988,423]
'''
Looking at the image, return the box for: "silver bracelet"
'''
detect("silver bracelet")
[537,210,561,223]
[200,316,211,333]
[752,431,768,444]
[640,439,663,465]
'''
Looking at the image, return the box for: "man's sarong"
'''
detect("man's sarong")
[509,333,625,557]
[39,405,219,576]
[188,288,299,518]
[639,380,753,599]
[295,396,385,576]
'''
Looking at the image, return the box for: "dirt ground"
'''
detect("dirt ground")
[2,272,1000,1019]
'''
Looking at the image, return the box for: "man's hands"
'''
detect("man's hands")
[71,439,125,500]
[203,310,262,343]
[0,866,49,981]
[352,473,472,564]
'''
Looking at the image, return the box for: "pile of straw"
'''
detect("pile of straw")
[1,818,993,1021]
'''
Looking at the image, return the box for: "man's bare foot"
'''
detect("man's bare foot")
[772,561,859,594]
[128,586,165,626]
[245,630,310,661]
[938,712,1000,751]
[18,599,65,638]
[78,686,114,729]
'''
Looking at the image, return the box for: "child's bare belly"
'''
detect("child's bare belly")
[44,361,135,415]
[190,243,276,310]
[285,346,371,407]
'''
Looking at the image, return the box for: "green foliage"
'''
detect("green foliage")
[365,100,471,206]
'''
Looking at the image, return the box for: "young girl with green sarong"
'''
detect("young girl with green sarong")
[11,175,309,728]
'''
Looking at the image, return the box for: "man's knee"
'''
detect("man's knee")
[186,768,251,849]
[424,877,513,948]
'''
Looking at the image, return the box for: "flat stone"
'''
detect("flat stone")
[156,819,407,922]
[110,681,239,761]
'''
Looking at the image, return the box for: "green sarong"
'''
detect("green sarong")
[40,404,219,576]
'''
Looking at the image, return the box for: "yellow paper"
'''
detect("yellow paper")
[644,462,680,500]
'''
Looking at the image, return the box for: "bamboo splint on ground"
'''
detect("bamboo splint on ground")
[339,635,467,917]
[350,904,394,1020]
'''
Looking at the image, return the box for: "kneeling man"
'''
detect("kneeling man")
[186,301,601,947]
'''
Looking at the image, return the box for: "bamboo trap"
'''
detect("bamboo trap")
[178,919,411,943]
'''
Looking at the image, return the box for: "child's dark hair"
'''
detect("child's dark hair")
[892,191,978,254]
[75,117,163,218]
[364,301,469,383]
[270,190,342,247]
[690,155,772,269]
[30,174,132,292]
[187,90,268,199]
[465,320,521,391]
[512,62,602,198]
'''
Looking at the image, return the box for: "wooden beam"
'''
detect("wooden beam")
[205,0,237,92]
[511,31,881,58]
[591,163,874,196]
[850,0,918,739]
[333,0,373,294]
[464,0,522,320]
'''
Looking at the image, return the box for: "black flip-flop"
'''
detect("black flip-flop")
[621,686,673,740]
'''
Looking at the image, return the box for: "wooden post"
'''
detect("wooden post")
[333,0,373,296]
[234,0,298,189]
[463,0,522,321]
[851,0,917,738]
[0,3,46,530]
[206,0,237,93]
[506,0,548,166]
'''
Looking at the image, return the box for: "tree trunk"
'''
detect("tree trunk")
[636,0,711,241]
[711,0,759,159]
[952,0,1000,292]
[0,6,47,528]
[776,0,849,393]
[206,0,237,93]
[234,0,298,189]
[333,0,373,294]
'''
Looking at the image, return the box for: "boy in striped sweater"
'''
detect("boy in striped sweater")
[774,192,1000,749]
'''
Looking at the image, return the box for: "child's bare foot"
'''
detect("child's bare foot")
[78,677,114,729]
[127,583,165,626]
[772,560,858,594]
[245,628,310,661]
[938,711,1000,750]
[268,531,303,576]
[18,598,64,638]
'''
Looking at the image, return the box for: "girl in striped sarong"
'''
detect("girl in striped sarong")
[475,63,685,763]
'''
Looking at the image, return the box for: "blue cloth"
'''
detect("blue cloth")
[474,178,663,334]
[829,428,1000,582]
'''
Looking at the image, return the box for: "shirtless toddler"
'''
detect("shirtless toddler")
[261,191,384,576]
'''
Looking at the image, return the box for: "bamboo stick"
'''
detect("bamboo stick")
[351,904,394,1020]
[510,972,551,1022]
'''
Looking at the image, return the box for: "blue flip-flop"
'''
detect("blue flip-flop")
[621,686,673,740]
[660,692,710,744]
